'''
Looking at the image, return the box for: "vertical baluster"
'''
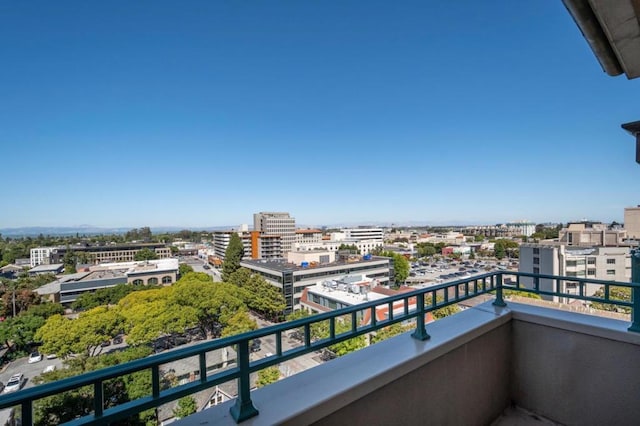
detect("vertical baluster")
[411,292,430,341]
[230,341,259,422]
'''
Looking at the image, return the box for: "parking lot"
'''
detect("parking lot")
[406,259,517,289]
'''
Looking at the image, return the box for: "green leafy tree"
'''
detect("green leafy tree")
[256,367,281,388]
[36,307,124,363]
[221,311,257,337]
[379,251,410,286]
[63,250,77,274]
[228,268,286,321]
[494,241,506,260]
[338,244,360,254]
[590,286,631,313]
[170,276,245,338]
[221,233,244,282]
[173,396,198,419]
[179,263,194,276]
[370,323,412,344]
[134,248,158,261]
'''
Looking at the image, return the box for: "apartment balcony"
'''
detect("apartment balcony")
[1,267,639,425]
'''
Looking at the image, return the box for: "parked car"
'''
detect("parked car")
[113,335,123,345]
[3,374,23,394]
[43,365,56,374]
[45,354,57,360]
[250,339,261,353]
[28,351,42,364]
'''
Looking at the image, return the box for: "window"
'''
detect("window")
[533,267,540,274]
[607,259,616,265]
[132,279,143,285]
[587,268,596,276]
[587,258,596,265]
[162,276,172,284]
[566,260,577,267]
[607,270,615,276]
[533,257,539,265]
[147,277,159,285]
[533,248,540,255]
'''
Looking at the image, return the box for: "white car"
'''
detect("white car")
[43,365,56,374]
[28,351,43,363]
[3,374,23,394]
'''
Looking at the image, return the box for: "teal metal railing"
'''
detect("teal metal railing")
[0,270,638,425]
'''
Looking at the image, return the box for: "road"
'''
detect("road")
[251,317,322,378]
[181,256,221,282]
[0,354,64,424]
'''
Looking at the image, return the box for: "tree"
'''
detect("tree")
[338,244,360,254]
[221,311,257,337]
[221,233,244,282]
[256,367,281,388]
[370,323,412,344]
[179,263,194,276]
[228,268,286,321]
[494,241,506,260]
[173,396,197,419]
[63,250,77,274]
[36,307,124,362]
[378,251,410,286]
[590,286,631,313]
[169,276,245,338]
[134,248,158,261]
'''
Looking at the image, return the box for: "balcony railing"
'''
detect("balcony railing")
[0,270,638,425]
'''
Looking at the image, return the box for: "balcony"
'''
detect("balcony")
[0,267,639,425]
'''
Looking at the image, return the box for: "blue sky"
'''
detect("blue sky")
[0,1,638,229]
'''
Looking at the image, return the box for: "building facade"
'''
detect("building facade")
[240,255,392,313]
[47,243,172,265]
[624,206,640,239]
[558,222,627,247]
[30,247,55,267]
[519,244,631,302]
[253,212,296,255]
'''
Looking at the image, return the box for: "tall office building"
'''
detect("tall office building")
[253,212,296,256]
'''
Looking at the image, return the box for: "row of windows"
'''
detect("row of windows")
[131,276,173,285]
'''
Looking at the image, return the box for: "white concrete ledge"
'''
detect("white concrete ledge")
[177,302,511,426]
[508,301,640,345]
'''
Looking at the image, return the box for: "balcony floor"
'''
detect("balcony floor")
[491,406,562,426]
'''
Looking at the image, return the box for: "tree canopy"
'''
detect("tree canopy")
[134,248,159,261]
[221,233,244,281]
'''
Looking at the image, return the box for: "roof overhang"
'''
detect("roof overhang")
[621,120,640,163]
[563,0,640,79]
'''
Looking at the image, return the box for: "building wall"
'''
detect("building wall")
[30,247,54,267]
[519,244,630,302]
[624,206,640,239]
[241,258,391,312]
[253,212,296,254]
[512,318,640,426]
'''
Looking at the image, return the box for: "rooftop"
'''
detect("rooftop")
[241,255,388,273]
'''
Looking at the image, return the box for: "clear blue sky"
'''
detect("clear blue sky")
[1,1,638,229]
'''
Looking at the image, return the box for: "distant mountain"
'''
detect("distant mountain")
[0,225,238,237]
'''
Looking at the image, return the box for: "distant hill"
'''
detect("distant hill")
[0,225,237,237]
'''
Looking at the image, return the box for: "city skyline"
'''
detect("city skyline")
[1,1,638,229]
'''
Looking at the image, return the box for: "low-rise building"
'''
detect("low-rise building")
[36,258,179,305]
[558,222,627,247]
[240,255,392,313]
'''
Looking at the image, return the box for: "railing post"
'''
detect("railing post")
[628,247,640,332]
[230,342,259,422]
[411,293,430,341]
[493,273,506,307]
